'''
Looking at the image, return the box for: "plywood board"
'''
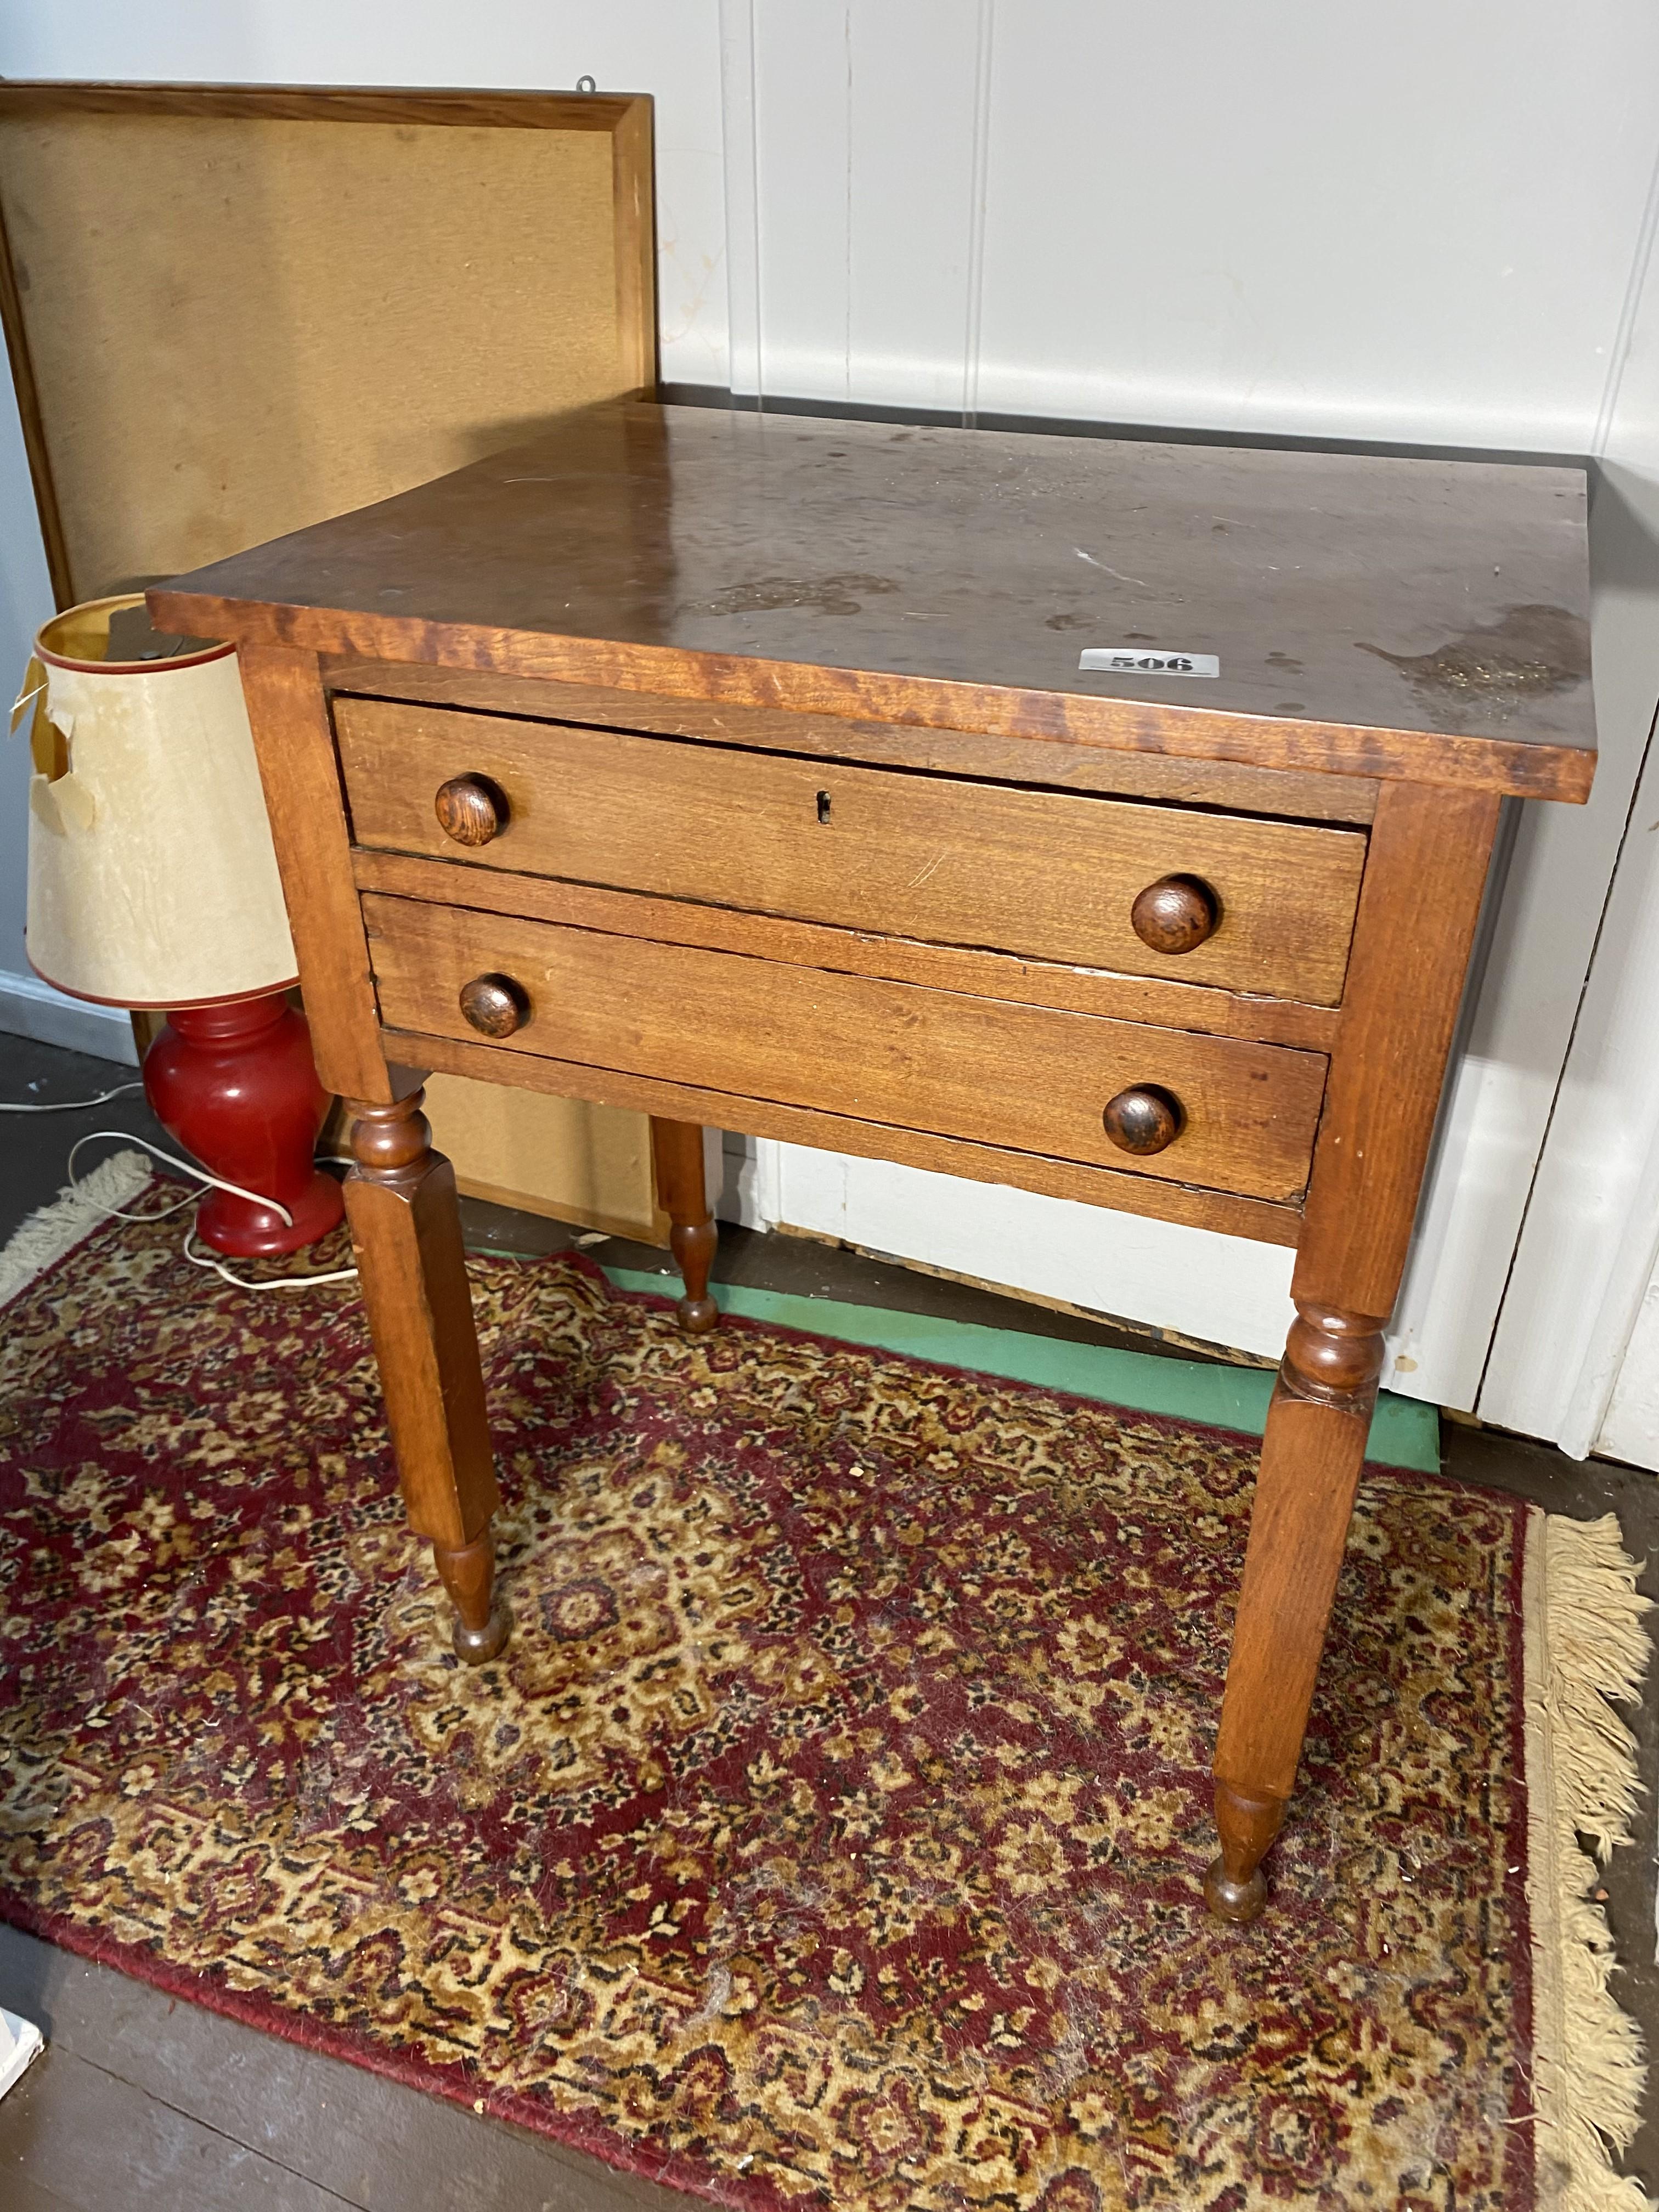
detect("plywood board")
[0,89,654,601]
[422,1073,667,1246]
[0,83,663,1235]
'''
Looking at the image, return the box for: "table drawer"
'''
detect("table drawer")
[337,697,1367,1006]
[363,893,1329,1201]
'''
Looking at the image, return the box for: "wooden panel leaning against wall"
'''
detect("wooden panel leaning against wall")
[320,1079,667,1245]
[0,77,665,1240]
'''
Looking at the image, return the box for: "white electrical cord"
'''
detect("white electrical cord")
[1,1087,355,1291]
[63,1131,358,1293]
[61,1133,201,1225]
[181,1223,358,1293]
[0,1080,146,1113]
[66,1130,296,1226]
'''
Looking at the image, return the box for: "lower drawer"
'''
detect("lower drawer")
[364,894,1328,1203]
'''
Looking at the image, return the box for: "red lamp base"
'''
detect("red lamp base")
[142,992,345,1257]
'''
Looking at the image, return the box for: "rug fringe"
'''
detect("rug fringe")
[0,1149,151,1311]
[1525,1508,1656,2211]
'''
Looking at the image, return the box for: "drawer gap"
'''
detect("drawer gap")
[350,847,1345,1051]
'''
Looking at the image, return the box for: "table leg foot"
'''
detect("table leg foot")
[651,1116,720,1335]
[434,1528,512,1664]
[1203,1780,1284,1921]
[670,1218,720,1335]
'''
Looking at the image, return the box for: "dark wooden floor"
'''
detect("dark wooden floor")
[2,1033,1655,2207]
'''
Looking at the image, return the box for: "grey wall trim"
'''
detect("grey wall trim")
[657,381,1588,471]
[0,971,138,1065]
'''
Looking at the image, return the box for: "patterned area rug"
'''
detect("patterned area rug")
[0,1155,1649,2211]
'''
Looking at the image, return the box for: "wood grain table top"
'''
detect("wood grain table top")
[151,401,1596,801]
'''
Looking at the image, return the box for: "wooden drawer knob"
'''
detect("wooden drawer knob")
[1130,874,1218,955]
[1102,1085,1183,1155]
[459,973,528,1038]
[435,774,507,848]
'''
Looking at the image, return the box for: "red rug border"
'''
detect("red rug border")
[0,1887,808,2212]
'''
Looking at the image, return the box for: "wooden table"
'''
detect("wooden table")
[151,402,1595,1921]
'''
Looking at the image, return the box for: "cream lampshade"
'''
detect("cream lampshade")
[19,592,296,1008]
[15,593,341,1262]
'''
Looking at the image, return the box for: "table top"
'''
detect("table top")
[151,401,1596,801]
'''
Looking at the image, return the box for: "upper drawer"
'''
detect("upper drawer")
[335,697,1367,1005]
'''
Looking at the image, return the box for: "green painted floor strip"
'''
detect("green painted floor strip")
[601,1265,1441,1473]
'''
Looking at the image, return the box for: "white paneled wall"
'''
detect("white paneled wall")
[720,1,1659,447]
[970,4,1659,448]
[5,3,1659,1444]
[724,2,995,414]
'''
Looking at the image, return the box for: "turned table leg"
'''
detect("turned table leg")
[229,648,512,1663]
[1206,1302,1385,1918]
[651,1116,719,1335]
[346,1090,510,1662]
[1200,779,1503,1921]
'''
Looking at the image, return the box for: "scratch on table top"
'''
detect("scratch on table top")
[1073,546,1149,589]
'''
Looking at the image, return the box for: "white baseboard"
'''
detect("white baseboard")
[719,1130,778,1230]
[0,969,139,1065]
